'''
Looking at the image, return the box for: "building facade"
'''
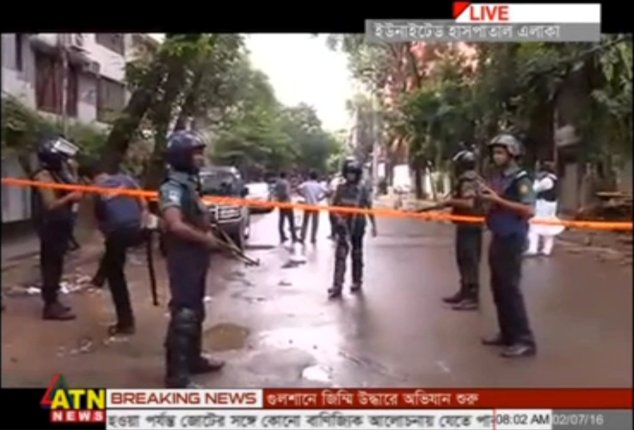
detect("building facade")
[1,33,156,223]
[1,33,134,126]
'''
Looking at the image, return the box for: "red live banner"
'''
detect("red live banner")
[263,388,632,409]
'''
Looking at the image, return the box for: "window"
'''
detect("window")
[15,33,23,71]
[95,33,125,55]
[97,77,125,122]
[34,51,78,117]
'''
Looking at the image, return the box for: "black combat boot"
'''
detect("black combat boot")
[500,343,537,358]
[328,286,343,299]
[189,323,225,374]
[165,309,200,388]
[481,333,510,346]
[442,283,467,304]
[108,321,136,336]
[452,284,479,311]
[42,301,76,321]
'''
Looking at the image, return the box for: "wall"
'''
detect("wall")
[617,161,633,194]
[1,34,37,107]
[2,34,131,224]
[1,154,33,223]
[2,33,129,124]
[80,34,127,82]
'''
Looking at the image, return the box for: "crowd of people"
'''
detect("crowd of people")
[6,128,563,386]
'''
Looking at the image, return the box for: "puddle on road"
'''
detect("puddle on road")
[301,365,332,383]
[205,323,250,352]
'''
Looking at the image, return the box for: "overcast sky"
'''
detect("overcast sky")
[148,33,354,132]
[244,34,354,132]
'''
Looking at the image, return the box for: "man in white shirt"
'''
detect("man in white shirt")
[526,161,564,256]
[298,171,329,243]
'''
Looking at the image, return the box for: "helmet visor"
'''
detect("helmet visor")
[51,138,79,158]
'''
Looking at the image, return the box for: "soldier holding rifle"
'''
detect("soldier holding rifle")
[438,146,483,311]
[158,131,226,388]
[329,159,377,299]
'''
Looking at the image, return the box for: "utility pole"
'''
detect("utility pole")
[370,89,381,196]
[60,34,69,136]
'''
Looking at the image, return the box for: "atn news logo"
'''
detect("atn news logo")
[40,374,106,423]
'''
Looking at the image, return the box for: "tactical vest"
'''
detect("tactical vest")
[451,170,484,219]
[536,173,558,202]
[31,168,73,227]
[485,170,530,238]
[336,182,367,234]
[163,177,207,231]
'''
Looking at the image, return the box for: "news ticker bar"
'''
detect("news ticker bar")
[365,20,601,43]
[104,388,632,409]
[103,409,632,430]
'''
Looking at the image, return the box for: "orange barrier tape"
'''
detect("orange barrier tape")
[2,177,632,231]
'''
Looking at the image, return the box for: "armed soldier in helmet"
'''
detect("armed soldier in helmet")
[32,136,83,320]
[439,144,483,311]
[329,158,377,299]
[158,131,226,388]
[478,133,537,358]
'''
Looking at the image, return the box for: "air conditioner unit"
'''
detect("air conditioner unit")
[69,33,85,49]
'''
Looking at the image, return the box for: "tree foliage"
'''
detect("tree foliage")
[330,35,633,180]
[3,34,349,186]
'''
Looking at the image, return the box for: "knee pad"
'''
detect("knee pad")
[171,307,199,333]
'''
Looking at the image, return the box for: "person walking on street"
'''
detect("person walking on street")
[31,137,83,320]
[274,171,297,244]
[298,171,328,244]
[85,162,149,336]
[479,134,537,358]
[440,147,483,311]
[159,131,226,388]
[525,161,564,257]
[329,159,377,299]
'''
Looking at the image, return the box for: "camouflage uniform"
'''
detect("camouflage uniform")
[331,181,372,294]
[450,169,483,310]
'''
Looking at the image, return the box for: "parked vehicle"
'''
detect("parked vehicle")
[199,166,250,250]
[245,182,274,214]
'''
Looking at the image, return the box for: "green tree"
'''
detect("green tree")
[211,63,295,178]
[1,95,107,175]
[279,104,339,174]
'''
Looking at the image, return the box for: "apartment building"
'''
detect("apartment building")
[1,33,157,223]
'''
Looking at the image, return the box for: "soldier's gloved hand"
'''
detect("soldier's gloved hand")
[371,225,378,238]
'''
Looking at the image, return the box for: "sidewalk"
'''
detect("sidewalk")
[1,224,41,270]
[2,220,104,275]
[374,193,437,212]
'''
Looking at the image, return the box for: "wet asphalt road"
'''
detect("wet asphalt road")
[2,210,632,388]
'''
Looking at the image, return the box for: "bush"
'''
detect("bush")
[2,95,108,171]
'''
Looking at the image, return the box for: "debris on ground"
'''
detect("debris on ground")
[4,273,98,297]
[69,337,96,356]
